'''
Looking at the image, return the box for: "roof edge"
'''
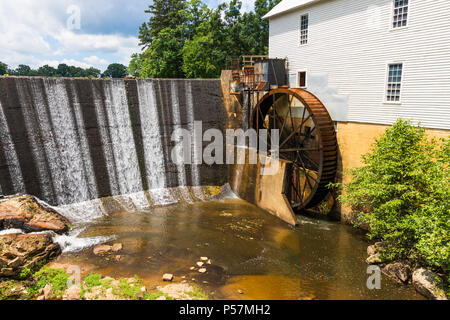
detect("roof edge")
[263,0,324,19]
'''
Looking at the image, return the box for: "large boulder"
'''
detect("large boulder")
[382,262,412,284]
[412,268,448,300]
[0,233,61,278]
[0,195,70,234]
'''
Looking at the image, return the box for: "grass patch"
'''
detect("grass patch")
[28,266,69,297]
[19,267,32,280]
[84,273,102,288]
[146,291,173,300]
[188,286,209,300]
[114,277,145,300]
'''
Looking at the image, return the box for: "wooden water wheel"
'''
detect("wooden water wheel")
[252,88,338,211]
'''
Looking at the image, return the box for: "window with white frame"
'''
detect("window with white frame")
[386,63,403,102]
[392,0,409,28]
[300,14,309,45]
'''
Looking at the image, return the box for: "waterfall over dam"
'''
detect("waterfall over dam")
[0,77,228,219]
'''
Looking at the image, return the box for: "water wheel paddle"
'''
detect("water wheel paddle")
[252,88,338,210]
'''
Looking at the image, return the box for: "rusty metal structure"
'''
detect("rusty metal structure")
[227,55,338,211]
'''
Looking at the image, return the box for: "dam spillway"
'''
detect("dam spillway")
[0,77,228,217]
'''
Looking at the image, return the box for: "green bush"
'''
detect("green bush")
[84,273,103,288]
[334,119,449,274]
[29,267,69,297]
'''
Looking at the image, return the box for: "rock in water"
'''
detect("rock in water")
[93,244,112,255]
[163,274,174,281]
[412,268,447,300]
[0,233,61,278]
[112,243,123,252]
[0,195,70,234]
[382,262,412,284]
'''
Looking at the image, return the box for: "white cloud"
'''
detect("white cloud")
[60,59,93,69]
[83,56,109,66]
[54,31,139,54]
[40,60,60,68]
[0,0,141,70]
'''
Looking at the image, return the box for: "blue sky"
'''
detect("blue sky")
[0,0,256,72]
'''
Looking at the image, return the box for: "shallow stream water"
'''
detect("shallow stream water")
[52,198,422,300]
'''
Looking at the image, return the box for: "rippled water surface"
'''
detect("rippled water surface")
[53,198,422,300]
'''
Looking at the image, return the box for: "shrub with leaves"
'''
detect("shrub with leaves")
[29,267,69,297]
[333,119,449,274]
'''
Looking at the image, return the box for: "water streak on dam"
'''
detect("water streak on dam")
[0,77,228,221]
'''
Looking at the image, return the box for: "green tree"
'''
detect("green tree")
[128,53,143,77]
[138,0,187,49]
[335,119,449,274]
[68,66,86,77]
[84,67,101,78]
[0,61,7,75]
[38,65,58,76]
[140,28,184,78]
[14,64,32,76]
[131,0,281,79]
[182,8,227,78]
[103,63,128,78]
[57,64,71,77]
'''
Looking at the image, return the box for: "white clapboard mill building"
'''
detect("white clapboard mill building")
[264,0,450,219]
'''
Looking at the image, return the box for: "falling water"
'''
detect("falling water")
[136,79,167,190]
[170,81,193,203]
[185,81,204,201]
[0,100,25,194]
[0,77,227,223]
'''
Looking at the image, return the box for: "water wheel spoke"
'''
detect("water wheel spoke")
[300,126,316,144]
[299,152,320,170]
[280,114,312,149]
[279,147,320,152]
[291,178,303,206]
[293,157,318,188]
[293,162,319,184]
[279,103,291,138]
[258,106,272,142]
[297,114,312,140]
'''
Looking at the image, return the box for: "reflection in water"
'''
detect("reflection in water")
[54,198,422,300]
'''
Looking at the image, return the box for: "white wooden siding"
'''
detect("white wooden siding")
[268,0,450,130]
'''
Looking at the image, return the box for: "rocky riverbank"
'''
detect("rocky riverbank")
[0,195,70,279]
[0,195,70,234]
[0,267,208,300]
[366,242,448,300]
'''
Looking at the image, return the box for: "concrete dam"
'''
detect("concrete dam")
[0,77,228,221]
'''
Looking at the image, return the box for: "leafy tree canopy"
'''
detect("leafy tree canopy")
[3,63,102,78]
[132,0,281,79]
[0,61,7,75]
[102,63,128,78]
